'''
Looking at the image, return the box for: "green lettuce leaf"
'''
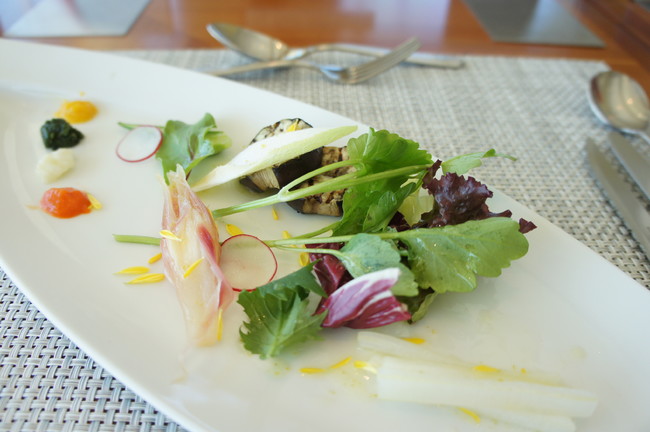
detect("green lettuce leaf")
[336,234,418,297]
[441,149,516,175]
[238,264,326,359]
[399,217,528,294]
[333,129,432,236]
[157,113,231,181]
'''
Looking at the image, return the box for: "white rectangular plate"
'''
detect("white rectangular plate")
[1,39,649,431]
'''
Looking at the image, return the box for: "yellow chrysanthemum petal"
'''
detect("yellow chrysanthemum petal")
[183,257,204,278]
[329,357,351,370]
[115,266,149,275]
[125,273,165,284]
[159,230,181,241]
[87,193,102,210]
[402,337,426,345]
[148,252,162,264]
[226,224,243,236]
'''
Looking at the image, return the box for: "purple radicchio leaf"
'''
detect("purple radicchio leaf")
[317,268,411,329]
[307,242,353,296]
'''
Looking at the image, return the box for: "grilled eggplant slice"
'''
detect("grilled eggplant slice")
[240,119,354,216]
[239,118,322,193]
[287,147,354,217]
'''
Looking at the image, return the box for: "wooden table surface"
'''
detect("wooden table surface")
[2,0,650,89]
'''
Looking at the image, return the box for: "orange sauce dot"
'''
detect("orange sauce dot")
[40,187,92,218]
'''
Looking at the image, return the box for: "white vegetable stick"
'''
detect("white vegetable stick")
[475,407,576,432]
[357,331,461,364]
[377,357,598,418]
[359,332,562,385]
[191,125,357,191]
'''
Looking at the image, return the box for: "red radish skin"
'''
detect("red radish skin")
[220,234,278,292]
[116,126,163,162]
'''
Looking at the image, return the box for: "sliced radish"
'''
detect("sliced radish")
[116,125,163,162]
[220,234,278,291]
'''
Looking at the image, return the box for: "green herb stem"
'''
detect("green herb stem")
[292,222,338,239]
[113,234,161,246]
[280,159,359,192]
[266,230,410,248]
[212,163,430,218]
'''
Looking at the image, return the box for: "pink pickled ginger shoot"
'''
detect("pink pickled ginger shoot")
[161,165,235,346]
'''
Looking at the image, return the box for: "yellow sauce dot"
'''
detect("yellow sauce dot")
[353,361,368,369]
[282,230,292,239]
[473,364,500,373]
[401,337,426,345]
[55,100,98,123]
[226,224,243,236]
[271,207,279,220]
[299,252,310,267]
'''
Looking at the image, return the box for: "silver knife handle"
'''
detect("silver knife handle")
[608,131,650,202]
[310,43,464,69]
[639,130,650,146]
[586,140,650,259]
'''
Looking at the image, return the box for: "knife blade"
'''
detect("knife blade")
[585,139,650,259]
[608,131,650,201]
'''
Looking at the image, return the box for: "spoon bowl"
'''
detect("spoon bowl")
[207,22,464,69]
[208,22,291,61]
[588,70,650,144]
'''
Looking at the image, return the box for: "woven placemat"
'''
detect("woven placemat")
[1,49,648,432]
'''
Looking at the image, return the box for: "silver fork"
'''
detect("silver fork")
[205,38,420,84]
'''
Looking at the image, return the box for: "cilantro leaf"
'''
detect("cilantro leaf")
[255,262,326,298]
[399,218,528,294]
[333,129,432,235]
[441,149,516,175]
[238,264,326,359]
[157,113,231,182]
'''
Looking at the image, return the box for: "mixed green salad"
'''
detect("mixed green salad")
[115,114,535,359]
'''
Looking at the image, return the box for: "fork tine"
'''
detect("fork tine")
[358,38,419,73]
[345,37,420,84]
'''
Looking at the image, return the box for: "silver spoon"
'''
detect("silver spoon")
[588,70,650,144]
[207,22,464,69]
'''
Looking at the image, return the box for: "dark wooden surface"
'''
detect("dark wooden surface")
[1,0,649,89]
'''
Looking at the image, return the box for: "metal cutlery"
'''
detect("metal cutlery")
[608,131,650,202]
[588,70,650,145]
[204,37,420,84]
[585,139,650,259]
[207,22,464,69]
